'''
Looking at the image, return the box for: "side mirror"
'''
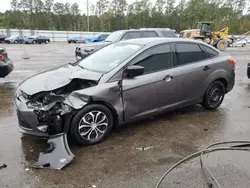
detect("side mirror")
[124,65,144,78]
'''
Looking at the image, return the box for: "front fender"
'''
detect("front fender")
[64,82,124,123]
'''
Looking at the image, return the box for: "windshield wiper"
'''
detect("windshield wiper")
[77,64,85,69]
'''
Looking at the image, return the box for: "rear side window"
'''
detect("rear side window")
[161,31,177,38]
[136,44,172,74]
[201,45,218,58]
[142,31,159,38]
[175,43,205,66]
[121,32,141,40]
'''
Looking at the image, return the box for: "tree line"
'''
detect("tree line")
[0,0,249,34]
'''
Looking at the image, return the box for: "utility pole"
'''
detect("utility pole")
[87,0,90,31]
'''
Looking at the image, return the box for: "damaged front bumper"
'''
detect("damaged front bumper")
[14,91,76,170]
[14,89,75,137]
[34,133,74,170]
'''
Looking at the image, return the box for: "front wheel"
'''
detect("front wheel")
[32,40,36,44]
[242,43,246,47]
[70,104,114,145]
[202,81,225,110]
[14,40,18,44]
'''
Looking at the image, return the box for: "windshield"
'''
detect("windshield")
[104,31,124,42]
[78,42,141,73]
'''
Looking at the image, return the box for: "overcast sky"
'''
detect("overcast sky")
[0,0,158,13]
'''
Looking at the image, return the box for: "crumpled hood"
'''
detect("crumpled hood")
[19,64,103,95]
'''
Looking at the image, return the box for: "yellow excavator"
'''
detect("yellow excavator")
[179,22,233,51]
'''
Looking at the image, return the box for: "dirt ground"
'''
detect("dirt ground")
[0,43,250,188]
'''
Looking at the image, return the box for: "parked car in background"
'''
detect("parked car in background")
[229,39,247,47]
[15,38,235,145]
[75,28,177,59]
[85,33,110,44]
[0,48,14,78]
[0,34,7,43]
[68,36,85,43]
[4,36,27,44]
[24,35,50,44]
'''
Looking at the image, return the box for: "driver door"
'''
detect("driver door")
[122,43,182,121]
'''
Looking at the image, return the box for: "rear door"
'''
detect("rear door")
[171,42,213,104]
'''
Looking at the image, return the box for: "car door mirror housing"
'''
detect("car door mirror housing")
[124,65,144,78]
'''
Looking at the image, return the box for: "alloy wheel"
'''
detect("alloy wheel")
[78,111,108,141]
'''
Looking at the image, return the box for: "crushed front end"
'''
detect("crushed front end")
[14,78,97,137]
[14,89,73,137]
[14,78,98,170]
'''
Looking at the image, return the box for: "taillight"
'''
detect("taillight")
[0,54,4,61]
[228,58,236,67]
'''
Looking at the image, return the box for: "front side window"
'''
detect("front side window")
[135,44,173,74]
[121,32,141,40]
[78,42,141,73]
[175,43,205,66]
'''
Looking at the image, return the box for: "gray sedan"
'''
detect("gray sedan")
[14,38,235,145]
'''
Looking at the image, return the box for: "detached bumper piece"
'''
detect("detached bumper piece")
[33,133,74,170]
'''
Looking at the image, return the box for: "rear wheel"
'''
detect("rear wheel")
[32,40,36,44]
[202,81,225,110]
[242,43,246,47]
[14,40,18,44]
[216,40,228,51]
[70,104,114,145]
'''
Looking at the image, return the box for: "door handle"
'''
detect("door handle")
[203,66,210,71]
[164,75,173,82]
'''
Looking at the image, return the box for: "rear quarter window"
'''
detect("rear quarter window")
[161,31,177,38]
[142,31,159,38]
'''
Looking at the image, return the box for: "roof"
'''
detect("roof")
[120,37,203,46]
[115,28,176,33]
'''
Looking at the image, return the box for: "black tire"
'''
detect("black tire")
[202,81,225,110]
[32,40,36,44]
[68,41,71,44]
[70,104,114,145]
[242,43,246,47]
